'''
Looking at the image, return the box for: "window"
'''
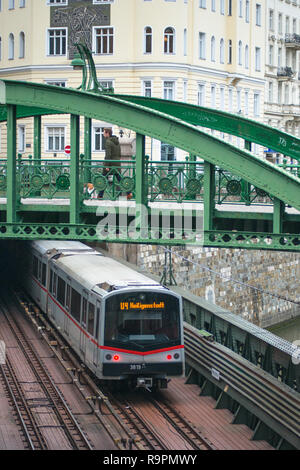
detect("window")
[211,0,216,12]
[256,4,261,26]
[183,28,187,56]
[71,288,81,323]
[144,26,152,54]
[19,32,25,58]
[197,83,205,106]
[8,33,14,60]
[199,32,206,59]
[211,36,215,62]
[255,47,261,71]
[219,87,224,110]
[244,90,249,115]
[0,37,2,61]
[237,89,241,113]
[269,45,273,66]
[45,79,66,87]
[18,125,25,153]
[220,38,225,63]
[199,0,206,7]
[183,80,187,102]
[41,263,46,287]
[211,85,216,108]
[228,88,233,112]
[278,47,282,67]
[8,0,14,9]
[228,39,232,64]
[285,17,290,35]
[245,45,249,68]
[48,28,67,55]
[143,80,152,97]
[93,126,105,151]
[269,10,274,31]
[98,80,113,92]
[94,27,114,54]
[278,14,282,35]
[57,277,66,306]
[48,0,68,4]
[88,303,95,335]
[32,256,38,278]
[228,0,232,16]
[245,0,249,22]
[46,126,65,152]
[238,41,242,65]
[254,93,260,116]
[163,80,175,100]
[19,0,25,6]
[164,27,175,54]
[268,82,273,103]
[220,0,224,14]
[238,0,242,17]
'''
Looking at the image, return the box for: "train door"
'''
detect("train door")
[79,295,88,360]
[64,283,71,336]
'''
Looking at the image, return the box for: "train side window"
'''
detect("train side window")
[87,303,95,336]
[57,276,66,306]
[95,308,100,340]
[41,263,47,287]
[82,298,87,327]
[49,270,53,293]
[38,260,42,281]
[53,273,57,297]
[33,256,38,278]
[71,288,81,323]
[66,284,71,310]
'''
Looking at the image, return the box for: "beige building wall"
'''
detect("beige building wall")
[0,0,267,161]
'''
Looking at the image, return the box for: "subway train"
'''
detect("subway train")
[24,241,184,390]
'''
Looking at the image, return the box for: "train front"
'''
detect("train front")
[102,289,184,390]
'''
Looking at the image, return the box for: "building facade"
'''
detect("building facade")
[0,0,293,162]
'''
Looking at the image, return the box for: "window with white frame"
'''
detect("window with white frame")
[245,0,250,23]
[183,80,187,102]
[219,87,225,110]
[164,27,175,54]
[238,41,242,65]
[269,45,273,66]
[98,80,113,91]
[144,26,152,54]
[19,32,25,58]
[228,39,232,64]
[278,47,282,67]
[237,89,241,113]
[278,14,282,35]
[8,33,14,59]
[245,45,249,68]
[211,36,215,62]
[268,82,273,103]
[8,0,14,9]
[94,27,114,54]
[285,17,290,35]
[199,32,206,59]
[220,0,224,15]
[253,93,260,116]
[220,38,225,63]
[183,28,187,56]
[238,0,242,17]
[47,28,67,55]
[269,9,274,31]
[199,0,206,8]
[19,0,25,7]
[143,80,152,97]
[45,126,65,152]
[93,126,105,151]
[244,90,249,115]
[228,0,232,15]
[18,125,25,153]
[197,83,205,106]
[211,0,216,12]
[255,47,261,71]
[163,81,175,100]
[256,4,261,26]
[210,85,216,108]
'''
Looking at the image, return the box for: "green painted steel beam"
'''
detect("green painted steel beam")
[0,80,299,211]
[114,94,300,162]
[6,105,17,223]
[70,114,80,225]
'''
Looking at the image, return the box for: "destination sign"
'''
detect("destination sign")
[120,301,165,310]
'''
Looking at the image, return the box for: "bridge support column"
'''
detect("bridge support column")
[204,161,215,231]
[70,114,80,225]
[84,117,92,183]
[273,198,285,233]
[242,141,251,205]
[135,133,147,207]
[33,115,41,196]
[6,104,18,224]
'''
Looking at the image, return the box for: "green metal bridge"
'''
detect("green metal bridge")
[0,78,300,250]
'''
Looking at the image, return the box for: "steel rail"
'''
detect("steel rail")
[184,324,300,447]
[0,359,47,450]
[0,295,93,451]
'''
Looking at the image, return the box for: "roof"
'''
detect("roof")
[54,252,160,294]
[31,240,94,256]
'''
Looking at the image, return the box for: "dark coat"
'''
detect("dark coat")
[104,135,121,168]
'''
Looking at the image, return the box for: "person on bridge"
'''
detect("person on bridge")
[98,128,132,200]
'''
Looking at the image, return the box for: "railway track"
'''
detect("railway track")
[0,294,93,450]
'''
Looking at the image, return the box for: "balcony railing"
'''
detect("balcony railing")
[277,66,294,78]
[285,33,300,49]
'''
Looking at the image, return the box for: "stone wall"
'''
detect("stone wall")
[104,242,300,329]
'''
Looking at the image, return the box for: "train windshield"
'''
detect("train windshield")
[104,291,181,351]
